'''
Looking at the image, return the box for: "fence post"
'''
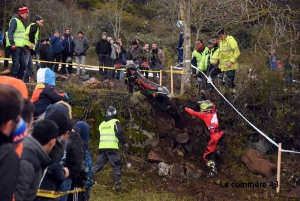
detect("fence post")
[171,66,174,95]
[160,70,163,86]
[276,143,282,193]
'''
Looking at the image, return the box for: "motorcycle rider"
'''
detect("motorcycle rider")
[183,97,224,176]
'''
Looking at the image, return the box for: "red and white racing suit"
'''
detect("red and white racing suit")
[185,103,224,162]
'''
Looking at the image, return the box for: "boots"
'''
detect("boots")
[206,160,218,176]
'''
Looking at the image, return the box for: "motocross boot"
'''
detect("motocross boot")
[206,160,218,177]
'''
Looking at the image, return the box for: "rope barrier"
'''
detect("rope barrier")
[191,64,300,154]
[37,188,85,198]
[0,57,185,74]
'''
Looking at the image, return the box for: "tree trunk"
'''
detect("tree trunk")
[179,0,192,95]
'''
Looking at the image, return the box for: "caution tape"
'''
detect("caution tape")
[191,64,300,154]
[37,188,85,199]
[0,57,186,74]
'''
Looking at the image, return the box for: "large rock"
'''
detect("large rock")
[102,79,114,89]
[182,135,199,153]
[186,162,202,179]
[170,163,185,179]
[156,117,175,138]
[241,148,276,178]
[174,132,190,144]
[83,77,102,88]
[148,151,165,163]
[287,186,300,198]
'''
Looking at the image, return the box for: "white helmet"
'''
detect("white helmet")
[176,20,184,30]
[107,106,117,117]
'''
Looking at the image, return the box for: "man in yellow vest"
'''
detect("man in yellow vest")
[24,15,44,83]
[214,29,240,94]
[7,7,29,79]
[91,106,128,189]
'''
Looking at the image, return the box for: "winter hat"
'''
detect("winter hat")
[45,109,71,136]
[11,118,27,144]
[18,7,29,15]
[0,76,28,99]
[107,37,112,42]
[208,39,213,44]
[102,32,107,36]
[32,119,58,146]
[78,31,83,35]
[54,30,59,34]
[75,121,90,143]
[132,40,138,45]
[37,68,56,86]
[33,15,42,22]
[45,101,72,119]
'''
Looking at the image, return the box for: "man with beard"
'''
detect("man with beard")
[206,35,221,86]
[0,83,24,201]
[60,28,75,75]
[150,44,165,83]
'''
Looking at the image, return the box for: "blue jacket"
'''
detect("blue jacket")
[49,36,64,54]
[62,34,75,54]
[0,31,2,45]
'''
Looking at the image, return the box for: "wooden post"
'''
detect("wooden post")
[276,143,282,193]
[171,66,174,95]
[160,70,163,86]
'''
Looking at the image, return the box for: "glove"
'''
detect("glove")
[124,143,129,149]
[11,45,17,51]
[64,93,69,100]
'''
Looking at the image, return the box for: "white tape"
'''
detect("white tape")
[190,64,300,154]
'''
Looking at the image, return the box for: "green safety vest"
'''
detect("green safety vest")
[24,23,40,50]
[6,18,25,47]
[98,119,119,149]
[193,47,208,70]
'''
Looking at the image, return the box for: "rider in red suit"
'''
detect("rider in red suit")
[184,99,224,176]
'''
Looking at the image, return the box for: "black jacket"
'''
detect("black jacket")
[64,126,86,181]
[62,34,75,54]
[39,44,51,61]
[0,132,20,201]
[95,39,112,55]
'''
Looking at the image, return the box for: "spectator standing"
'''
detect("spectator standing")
[39,39,52,68]
[107,37,117,79]
[114,37,126,81]
[49,30,64,73]
[150,44,165,83]
[140,43,151,79]
[14,119,58,201]
[7,7,29,79]
[0,83,24,201]
[3,32,12,70]
[215,29,240,94]
[191,39,208,76]
[24,15,44,82]
[60,28,75,75]
[95,32,111,79]
[266,48,279,70]
[74,31,89,76]
[127,40,142,63]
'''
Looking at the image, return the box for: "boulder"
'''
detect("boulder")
[158,162,170,176]
[83,77,102,88]
[182,135,199,153]
[156,117,175,138]
[287,186,300,198]
[102,79,114,89]
[241,148,276,178]
[149,163,158,173]
[170,164,185,179]
[174,132,190,144]
[148,151,165,163]
[186,163,202,179]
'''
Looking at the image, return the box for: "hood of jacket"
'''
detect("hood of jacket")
[45,101,72,119]
[75,121,90,143]
[22,135,51,166]
[37,68,56,86]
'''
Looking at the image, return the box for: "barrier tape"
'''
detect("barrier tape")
[37,188,85,198]
[0,58,185,74]
[191,64,300,154]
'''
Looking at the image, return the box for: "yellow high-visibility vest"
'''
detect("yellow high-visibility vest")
[6,18,25,47]
[98,119,119,149]
[24,23,40,50]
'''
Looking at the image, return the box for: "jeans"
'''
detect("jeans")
[10,47,26,79]
[75,55,86,75]
[51,53,62,72]
[119,70,124,81]
[4,47,11,69]
[35,53,40,70]
[225,70,236,89]
[59,178,72,201]
[24,47,34,79]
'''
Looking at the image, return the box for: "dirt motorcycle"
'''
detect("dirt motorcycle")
[123,61,182,114]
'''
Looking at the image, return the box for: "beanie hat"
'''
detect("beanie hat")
[37,68,56,86]
[107,37,112,42]
[78,31,83,35]
[54,30,59,34]
[45,109,71,136]
[208,39,213,44]
[0,76,28,98]
[18,7,29,15]
[33,15,42,22]
[132,40,138,45]
[32,119,58,146]
[102,32,107,36]
[75,121,90,143]
[11,118,27,144]
[45,101,72,119]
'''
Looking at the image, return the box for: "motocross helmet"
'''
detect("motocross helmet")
[107,106,117,117]
[197,100,213,112]
[176,20,184,31]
